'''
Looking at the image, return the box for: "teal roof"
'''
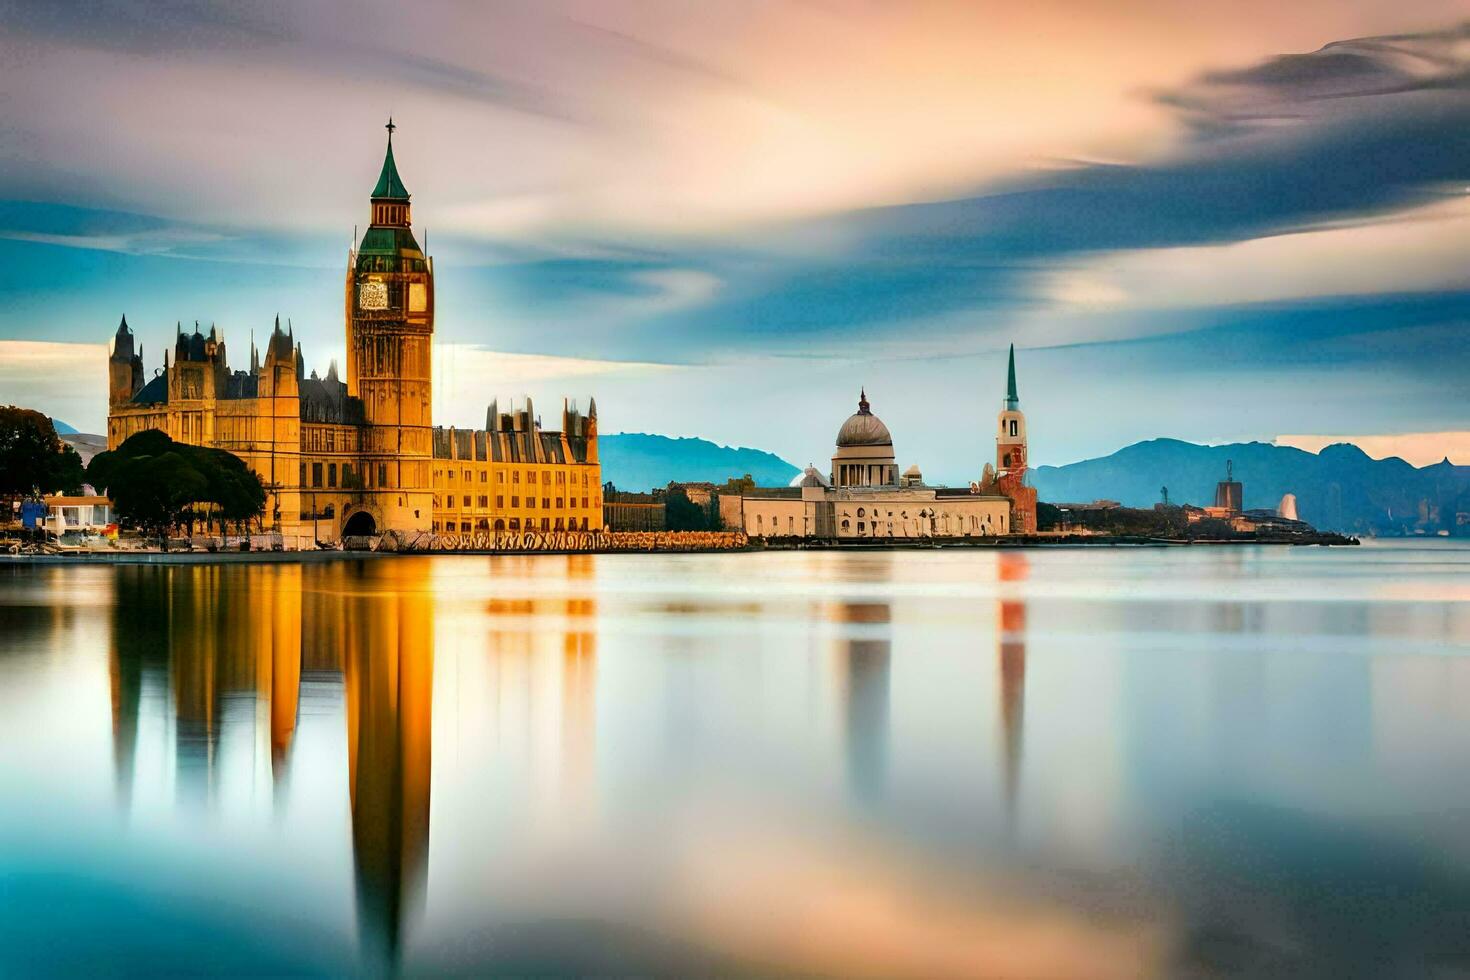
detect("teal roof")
[371,126,410,201]
[1005,343,1019,410]
[355,225,424,273]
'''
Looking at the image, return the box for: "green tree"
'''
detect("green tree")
[0,406,84,500]
[664,488,710,531]
[723,473,756,494]
[89,430,265,539]
[106,451,209,539]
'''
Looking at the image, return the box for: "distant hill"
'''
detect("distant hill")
[60,432,107,466]
[51,419,78,434]
[1031,438,1470,535]
[601,433,799,490]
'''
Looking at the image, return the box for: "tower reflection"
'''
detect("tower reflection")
[105,559,437,970]
[997,551,1028,821]
[830,594,892,808]
[340,561,434,967]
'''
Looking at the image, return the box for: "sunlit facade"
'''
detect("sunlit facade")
[105,123,601,542]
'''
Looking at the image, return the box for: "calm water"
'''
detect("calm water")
[2,543,1469,977]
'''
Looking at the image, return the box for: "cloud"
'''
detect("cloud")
[1043,196,1470,311]
[431,345,675,428]
[1166,22,1470,135]
[0,341,108,432]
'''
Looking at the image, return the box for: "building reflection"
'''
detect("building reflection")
[341,562,434,968]
[997,551,1028,822]
[105,559,437,971]
[476,555,600,816]
[107,568,170,807]
[829,596,892,808]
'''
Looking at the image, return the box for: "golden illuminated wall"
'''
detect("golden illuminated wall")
[431,455,603,533]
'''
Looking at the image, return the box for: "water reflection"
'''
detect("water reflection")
[997,551,1027,824]
[101,562,436,971]
[0,544,1464,976]
[830,594,892,808]
[343,566,433,968]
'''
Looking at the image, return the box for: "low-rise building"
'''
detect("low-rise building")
[42,495,115,534]
[721,347,1035,540]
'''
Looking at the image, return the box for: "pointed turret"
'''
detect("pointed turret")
[109,315,143,405]
[112,315,134,358]
[1005,343,1018,411]
[372,118,411,202]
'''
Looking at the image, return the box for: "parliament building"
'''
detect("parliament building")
[106,122,602,541]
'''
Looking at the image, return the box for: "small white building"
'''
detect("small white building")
[43,495,115,534]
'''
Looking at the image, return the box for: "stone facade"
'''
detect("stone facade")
[106,123,600,541]
[724,372,1024,540]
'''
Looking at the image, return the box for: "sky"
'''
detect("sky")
[1,0,1469,479]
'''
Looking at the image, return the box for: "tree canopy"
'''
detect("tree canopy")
[88,430,266,536]
[663,487,712,531]
[0,406,84,499]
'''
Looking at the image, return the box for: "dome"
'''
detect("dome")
[790,465,829,488]
[836,389,892,448]
[903,464,922,477]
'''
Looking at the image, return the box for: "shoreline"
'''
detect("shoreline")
[0,533,1359,565]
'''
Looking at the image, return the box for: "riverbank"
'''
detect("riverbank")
[0,531,1358,565]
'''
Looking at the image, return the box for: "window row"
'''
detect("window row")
[438,495,593,511]
[439,467,591,487]
[433,516,592,533]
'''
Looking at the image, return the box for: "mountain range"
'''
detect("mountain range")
[1031,438,1470,535]
[599,433,799,490]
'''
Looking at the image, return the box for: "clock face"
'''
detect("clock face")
[408,282,427,313]
[358,281,388,310]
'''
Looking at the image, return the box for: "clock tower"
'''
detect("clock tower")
[345,119,435,533]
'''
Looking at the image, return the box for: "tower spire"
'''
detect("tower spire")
[372,118,410,201]
[1005,343,1018,411]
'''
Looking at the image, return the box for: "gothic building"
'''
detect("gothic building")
[106,122,602,541]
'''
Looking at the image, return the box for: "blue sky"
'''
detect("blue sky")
[2,1,1469,479]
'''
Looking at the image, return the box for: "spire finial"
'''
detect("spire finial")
[386,116,396,139]
[858,387,870,414]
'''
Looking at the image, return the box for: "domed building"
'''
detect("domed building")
[720,361,1033,541]
[831,390,897,488]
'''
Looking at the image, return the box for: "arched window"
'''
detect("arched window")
[857,507,866,517]
[1010,420,1018,437]
[841,519,850,530]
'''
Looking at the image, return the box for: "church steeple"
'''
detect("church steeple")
[1005,343,1018,411]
